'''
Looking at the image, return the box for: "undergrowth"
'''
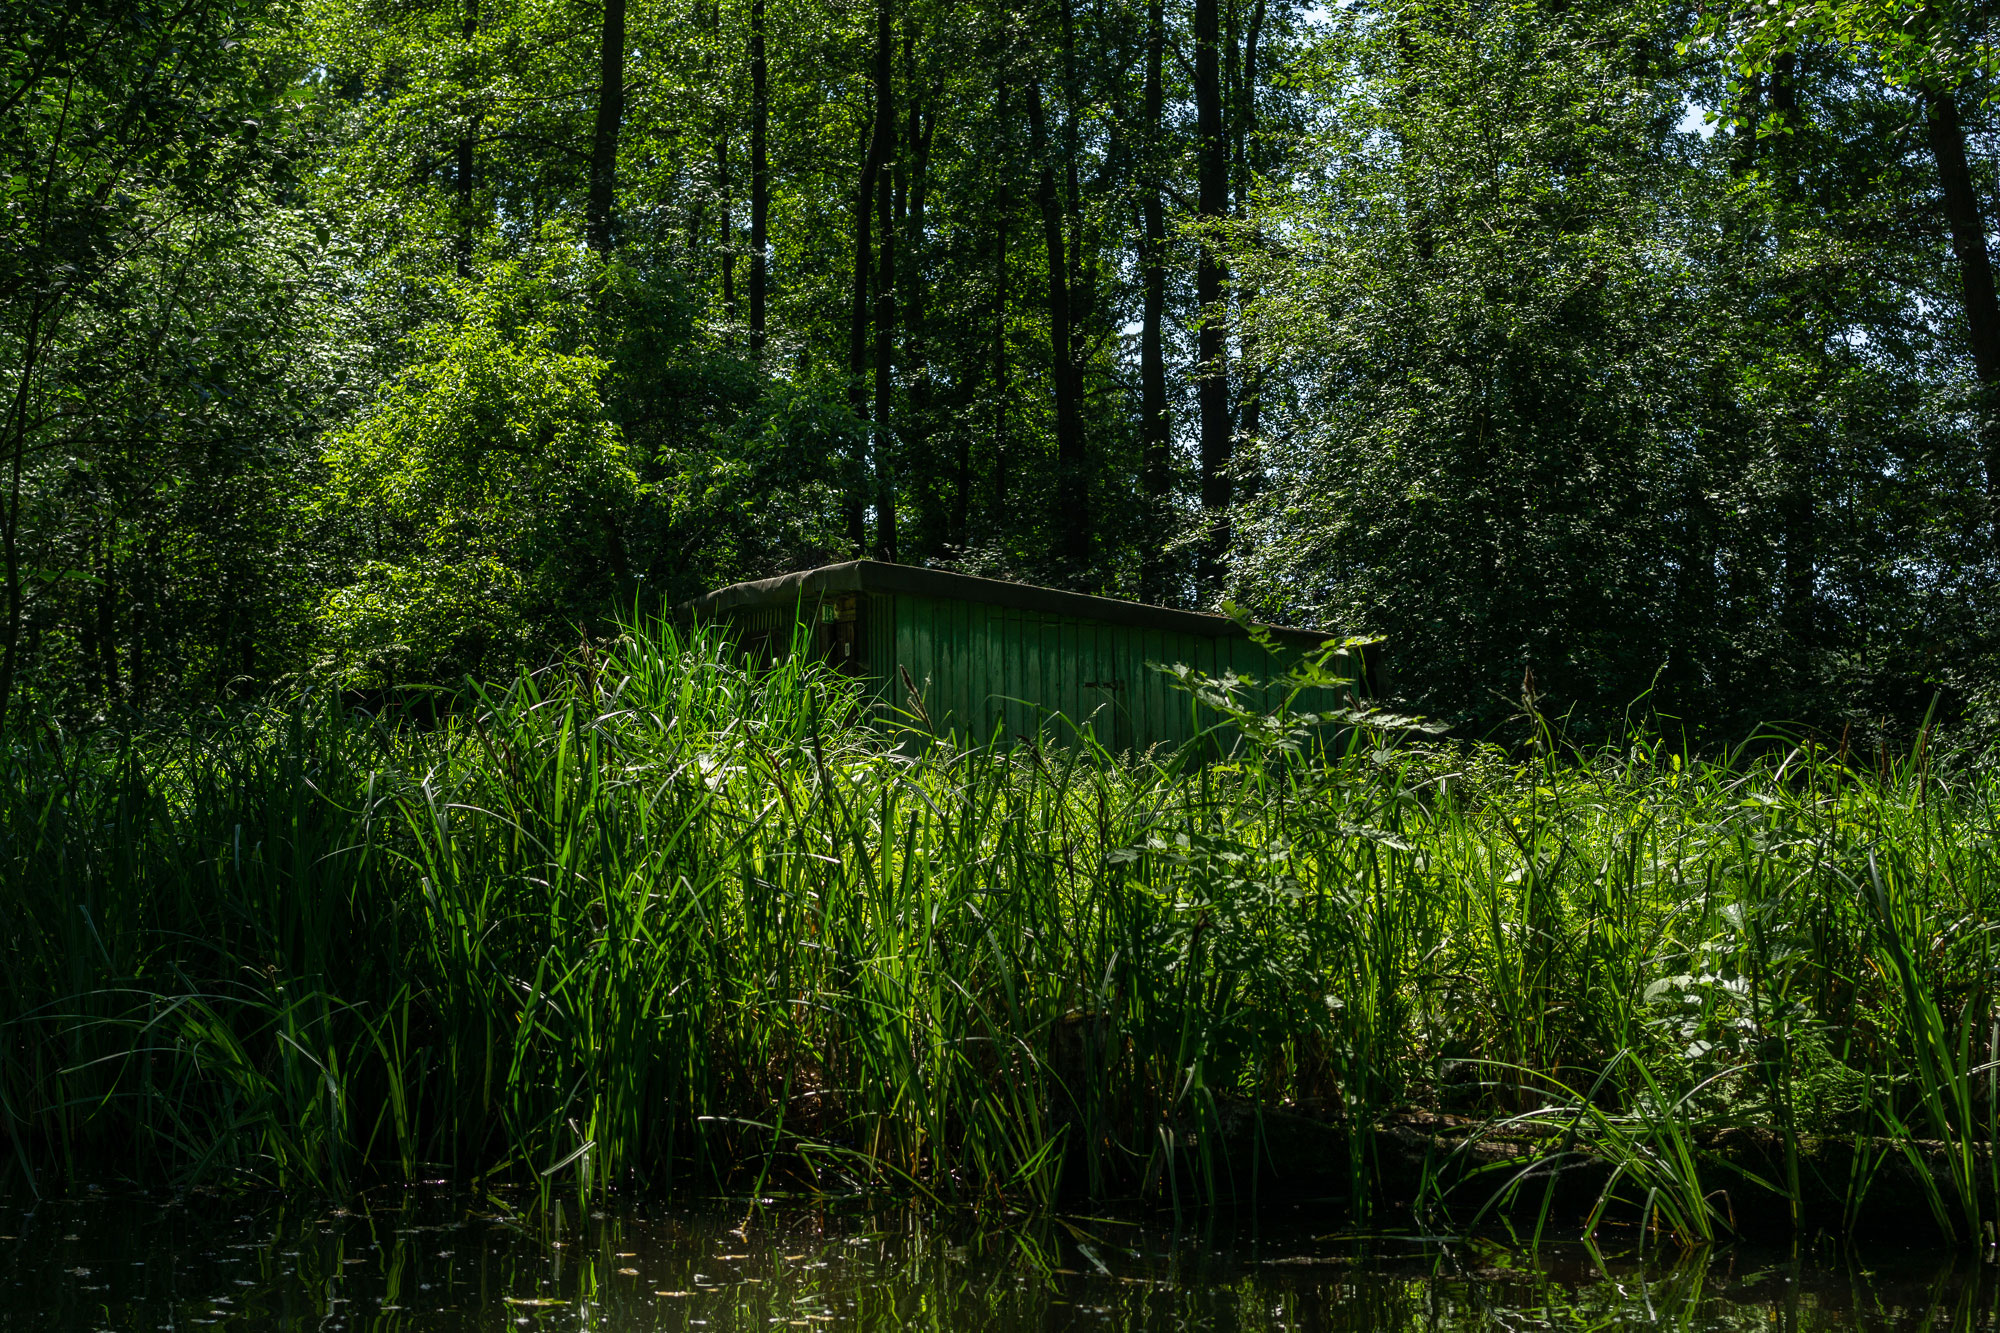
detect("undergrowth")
[3,616,1998,1244]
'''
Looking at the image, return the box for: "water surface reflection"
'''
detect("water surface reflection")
[0,1191,1975,1330]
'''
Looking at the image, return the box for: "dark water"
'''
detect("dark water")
[0,1189,1978,1331]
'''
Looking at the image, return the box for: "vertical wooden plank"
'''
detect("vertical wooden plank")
[909,593,929,728]
[958,595,976,741]
[1125,626,1143,754]
[1201,632,1220,744]
[932,595,946,729]
[929,594,947,736]
[989,604,1007,744]
[927,593,947,734]
[1227,630,1255,716]
[927,594,942,738]
[1144,628,1160,751]
[1143,626,1167,752]
[1102,620,1120,752]
[944,594,960,736]
[1156,627,1178,750]
[905,593,927,729]
[1062,614,1081,746]
[1077,617,1097,749]
[998,606,1016,744]
[1008,600,1024,736]
[1112,623,1126,753]
[1131,625,1151,753]
[1049,612,1066,744]
[1081,617,1097,747]
[993,603,1012,744]
[960,596,976,740]
[980,604,996,742]
[1111,621,1131,754]
[940,596,954,729]
[960,592,976,736]
[1057,614,1075,745]
[1034,611,1051,744]
[999,605,1020,744]
[958,598,976,742]
[1018,608,1038,744]
[1016,609,1035,744]
[925,594,944,739]
[1173,630,1191,750]
[896,592,912,716]
[986,602,1004,744]
[872,592,895,716]
[920,592,944,732]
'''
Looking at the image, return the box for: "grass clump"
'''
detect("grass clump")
[3,617,2000,1243]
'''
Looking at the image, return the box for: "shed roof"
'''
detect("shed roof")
[682,560,1338,647]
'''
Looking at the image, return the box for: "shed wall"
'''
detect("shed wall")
[697,582,1366,754]
[873,592,1361,753]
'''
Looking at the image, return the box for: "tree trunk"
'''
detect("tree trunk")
[1195,0,1230,591]
[1137,0,1170,605]
[586,0,625,253]
[848,111,881,552]
[1032,10,1089,572]
[1769,54,1814,643]
[872,0,897,561]
[1028,81,1087,571]
[1057,0,1089,364]
[717,131,735,316]
[1925,87,2000,546]
[749,0,768,351]
[0,309,44,727]
[1233,0,1264,508]
[903,35,938,558]
[1395,25,1433,265]
[993,81,1011,524]
[457,0,480,274]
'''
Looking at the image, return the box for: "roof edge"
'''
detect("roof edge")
[681,561,1388,693]
[680,560,1355,647]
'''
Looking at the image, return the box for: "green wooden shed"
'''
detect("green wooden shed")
[682,560,1384,752]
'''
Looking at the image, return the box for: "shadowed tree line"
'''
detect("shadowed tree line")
[3,0,2000,739]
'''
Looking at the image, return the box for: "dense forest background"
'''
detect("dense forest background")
[4,0,1998,741]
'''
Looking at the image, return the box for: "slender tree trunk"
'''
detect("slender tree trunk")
[953,364,973,547]
[0,309,44,727]
[1225,0,1240,178]
[718,132,735,315]
[1195,0,1230,591]
[1138,0,1170,605]
[872,0,897,561]
[457,0,480,274]
[848,114,881,552]
[894,33,911,233]
[993,81,1011,522]
[1767,54,1814,643]
[909,105,938,547]
[1925,87,2000,545]
[80,525,100,704]
[95,523,119,706]
[1233,0,1264,503]
[586,0,626,253]
[1395,25,1433,265]
[749,0,768,352]
[903,37,938,557]
[1057,0,1089,365]
[1028,81,1087,570]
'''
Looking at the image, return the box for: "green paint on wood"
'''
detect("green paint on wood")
[683,562,1377,753]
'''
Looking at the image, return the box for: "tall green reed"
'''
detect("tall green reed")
[5,616,2000,1245]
